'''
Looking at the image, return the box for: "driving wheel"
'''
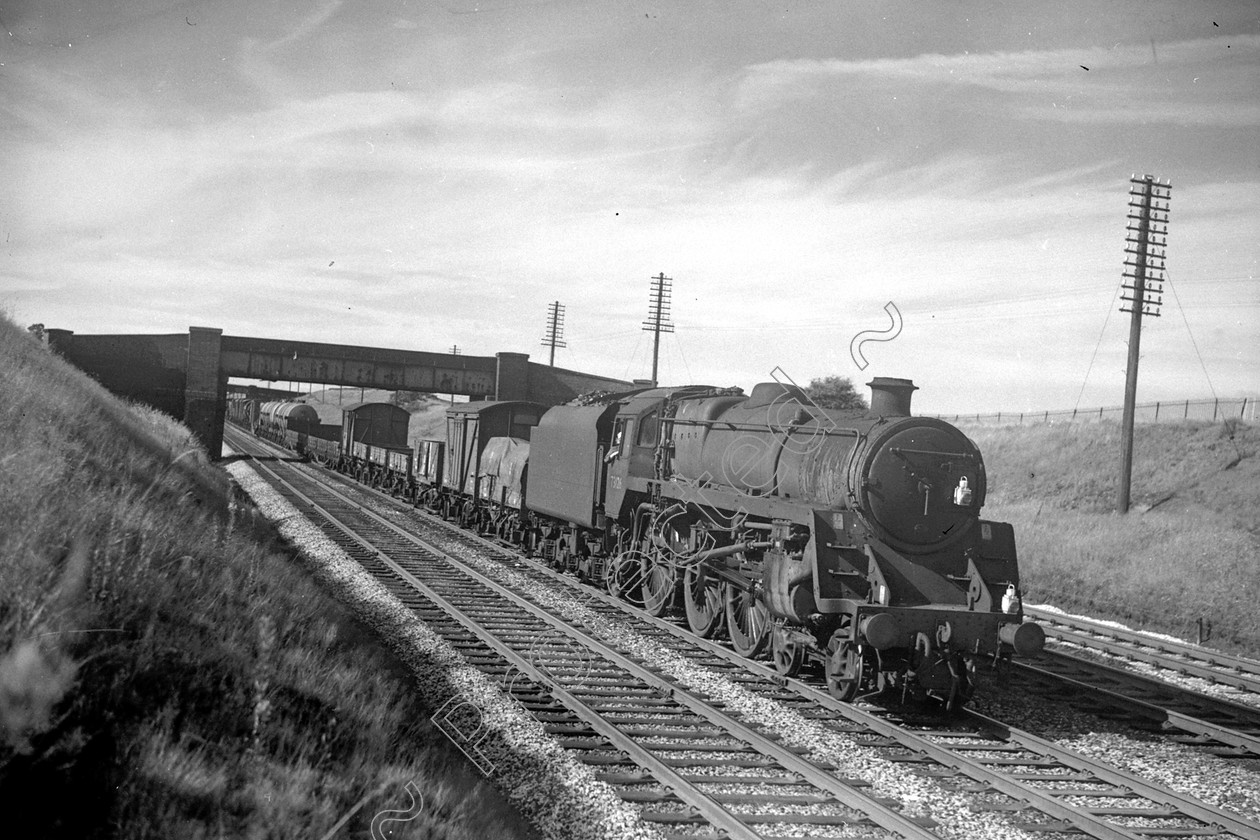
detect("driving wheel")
[724,583,770,659]
[640,550,677,617]
[606,550,645,606]
[683,564,725,638]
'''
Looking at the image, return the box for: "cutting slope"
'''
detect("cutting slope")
[962,420,1259,655]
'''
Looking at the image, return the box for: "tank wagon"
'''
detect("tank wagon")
[256,402,322,453]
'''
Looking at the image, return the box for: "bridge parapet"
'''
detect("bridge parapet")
[217,335,499,398]
[46,327,634,457]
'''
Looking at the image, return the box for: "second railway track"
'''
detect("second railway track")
[1024,605,1260,697]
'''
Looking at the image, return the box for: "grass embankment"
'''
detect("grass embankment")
[0,318,534,839]
[964,420,1260,655]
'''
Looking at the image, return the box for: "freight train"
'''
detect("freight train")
[229,377,1043,708]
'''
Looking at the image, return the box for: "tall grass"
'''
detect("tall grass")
[0,317,535,839]
[962,420,1260,654]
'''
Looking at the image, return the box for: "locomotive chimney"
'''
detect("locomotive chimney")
[867,377,917,416]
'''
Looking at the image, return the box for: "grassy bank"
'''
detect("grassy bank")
[0,317,534,839]
[963,420,1260,654]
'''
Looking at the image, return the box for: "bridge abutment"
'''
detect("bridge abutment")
[185,327,226,458]
[494,352,531,401]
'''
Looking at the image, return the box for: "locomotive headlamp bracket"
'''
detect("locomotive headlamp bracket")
[864,545,892,606]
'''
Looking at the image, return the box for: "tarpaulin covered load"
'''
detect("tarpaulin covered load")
[476,436,530,510]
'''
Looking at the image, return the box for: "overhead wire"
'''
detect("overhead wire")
[620,330,645,382]
[1165,268,1245,459]
[672,332,694,383]
[1071,279,1123,417]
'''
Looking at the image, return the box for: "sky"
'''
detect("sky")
[2,0,1257,415]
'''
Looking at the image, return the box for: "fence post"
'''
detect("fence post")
[1184,399,1189,418]
[1213,398,1219,421]
[1155,401,1160,420]
[1019,413,1023,424]
[1072,408,1077,421]
[1099,407,1103,419]
[1242,397,1248,419]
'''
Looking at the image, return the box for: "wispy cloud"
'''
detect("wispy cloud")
[740,35,1260,126]
[4,4,1255,411]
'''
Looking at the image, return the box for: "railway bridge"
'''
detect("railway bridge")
[45,327,634,458]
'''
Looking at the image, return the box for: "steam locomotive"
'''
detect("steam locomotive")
[233,377,1043,707]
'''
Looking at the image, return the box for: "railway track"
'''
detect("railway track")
[228,429,937,839]
[1024,606,1260,696]
[1010,607,1260,759]
[1009,652,1260,759]
[226,427,1260,839]
[396,515,1260,840]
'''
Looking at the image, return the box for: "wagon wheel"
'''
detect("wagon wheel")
[553,541,572,573]
[640,550,677,617]
[724,583,770,659]
[683,564,725,639]
[771,625,806,677]
[824,634,865,702]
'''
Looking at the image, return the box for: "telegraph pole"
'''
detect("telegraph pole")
[1117,174,1171,513]
[642,273,674,386]
[540,301,566,367]
[448,344,460,405]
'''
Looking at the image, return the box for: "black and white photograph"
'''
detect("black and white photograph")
[2,2,1258,838]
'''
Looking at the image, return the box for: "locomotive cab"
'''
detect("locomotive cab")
[603,386,718,523]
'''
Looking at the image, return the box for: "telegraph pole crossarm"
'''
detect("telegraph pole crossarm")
[642,273,675,387]
[1117,174,1172,513]
[541,301,567,367]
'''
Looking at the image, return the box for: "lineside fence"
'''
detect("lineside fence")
[936,397,1255,427]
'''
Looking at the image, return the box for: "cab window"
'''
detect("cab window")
[636,410,659,446]
[613,419,631,455]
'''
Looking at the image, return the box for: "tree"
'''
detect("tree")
[804,375,867,410]
[390,390,422,406]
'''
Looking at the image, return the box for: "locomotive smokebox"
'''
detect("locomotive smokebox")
[867,377,917,416]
